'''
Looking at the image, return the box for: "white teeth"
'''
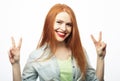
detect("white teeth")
[57,31,65,35]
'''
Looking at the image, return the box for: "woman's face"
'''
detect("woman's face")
[54,12,72,42]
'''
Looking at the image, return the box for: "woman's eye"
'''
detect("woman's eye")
[56,21,62,24]
[66,23,72,27]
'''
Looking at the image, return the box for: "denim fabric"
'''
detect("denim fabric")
[22,45,99,81]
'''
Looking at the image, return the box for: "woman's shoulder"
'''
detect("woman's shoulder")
[27,44,48,62]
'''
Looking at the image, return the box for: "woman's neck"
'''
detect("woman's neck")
[55,42,71,60]
[56,42,66,48]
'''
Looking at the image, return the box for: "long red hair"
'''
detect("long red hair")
[37,3,87,78]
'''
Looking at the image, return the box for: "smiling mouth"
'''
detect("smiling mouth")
[56,31,66,38]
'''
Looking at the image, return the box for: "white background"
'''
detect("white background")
[0,0,119,81]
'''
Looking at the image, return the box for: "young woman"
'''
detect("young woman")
[9,3,106,81]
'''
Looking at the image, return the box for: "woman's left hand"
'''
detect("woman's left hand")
[91,32,107,59]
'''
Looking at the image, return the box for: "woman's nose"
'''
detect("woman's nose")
[60,23,66,31]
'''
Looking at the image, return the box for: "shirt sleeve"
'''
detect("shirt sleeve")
[85,67,99,81]
[22,48,43,81]
[83,48,99,81]
[22,45,47,81]
[22,62,38,81]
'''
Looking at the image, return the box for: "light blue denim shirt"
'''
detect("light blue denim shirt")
[22,45,99,81]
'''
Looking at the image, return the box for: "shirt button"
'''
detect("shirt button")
[73,66,75,68]
[73,76,75,79]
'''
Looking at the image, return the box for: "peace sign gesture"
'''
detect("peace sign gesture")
[9,37,22,65]
[91,32,107,59]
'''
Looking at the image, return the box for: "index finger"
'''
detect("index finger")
[91,34,97,44]
[17,37,22,50]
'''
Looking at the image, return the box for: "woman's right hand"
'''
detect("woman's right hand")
[9,37,22,65]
